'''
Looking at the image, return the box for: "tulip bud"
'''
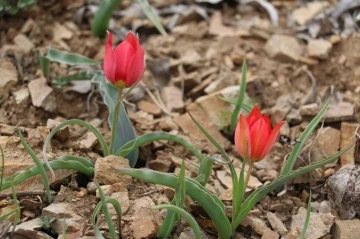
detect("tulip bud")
[234,106,284,162]
[103,32,145,89]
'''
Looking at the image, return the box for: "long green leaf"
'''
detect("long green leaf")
[0,156,94,191]
[38,53,50,79]
[0,146,4,194]
[92,198,122,239]
[136,0,167,36]
[46,47,100,65]
[116,168,232,239]
[153,205,201,239]
[219,97,253,113]
[42,119,108,177]
[188,113,230,162]
[232,141,355,231]
[300,190,312,239]
[280,100,330,176]
[92,73,138,165]
[19,132,52,203]
[115,132,203,167]
[0,207,21,222]
[92,0,122,38]
[158,161,186,238]
[195,157,214,186]
[52,71,93,88]
[230,59,247,133]
[95,183,119,239]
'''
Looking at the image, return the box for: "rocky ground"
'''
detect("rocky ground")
[0,0,360,238]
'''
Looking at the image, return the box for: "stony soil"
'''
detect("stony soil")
[0,0,360,239]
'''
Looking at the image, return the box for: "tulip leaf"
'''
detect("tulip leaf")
[94,183,119,239]
[114,132,204,166]
[116,168,232,239]
[136,0,167,36]
[280,100,330,177]
[232,141,355,231]
[92,0,122,38]
[92,73,138,166]
[38,53,50,79]
[195,157,214,186]
[0,156,94,191]
[158,161,186,238]
[46,47,100,66]
[300,190,312,239]
[219,97,253,113]
[52,71,94,88]
[188,112,230,162]
[230,59,247,133]
[92,197,122,239]
[153,205,201,239]
[19,131,52,203]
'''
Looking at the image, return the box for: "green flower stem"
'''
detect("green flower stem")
[243,161,253,191]
[109,89,123,155]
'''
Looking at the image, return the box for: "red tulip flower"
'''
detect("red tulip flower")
[235,106,284,162]
[104,32,145,89]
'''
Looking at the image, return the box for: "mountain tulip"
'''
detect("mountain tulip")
[104,32,145,89]
[235,106,284,162]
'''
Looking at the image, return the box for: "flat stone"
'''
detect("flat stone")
[333,219,360,239]
[311,127,340,162]
[148,153,173,172]
[47,119,70,142]
[174,109,230,154]
[95,185,113,197]
[292,1,329,25]
[0,59,18,87]
[28,77,56,112]
[137,100,161,116]
[264,35,303,62]
[109,191,130,215]
[21,18,37,34]
[53,22,73,41]
[261,229,279,239]
[14,34,35,53]
[131,215,158,239]
[340,122,359,165]
[271,95,292,124]
[42,203,84,234]
[266,212,287,236]
[13,88,30,105]
[94,155,132,185]
[307,39,332,60]
[78,131,98,150]
[161,86,184,113]
[300,102,354,122]
[290,208,334,239]
[241,215,270,235]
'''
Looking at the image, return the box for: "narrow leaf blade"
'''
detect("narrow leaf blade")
[47,47,100,66]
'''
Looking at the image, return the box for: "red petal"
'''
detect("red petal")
[125,45,145,87]
[125,32,139,50]
[246,105,262,127]
[103,32,116,83]
[235,115,251,159]
[249,118,271,161]
[263,115,272,135]
[114,40,135,81]
[260,121,285,159]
